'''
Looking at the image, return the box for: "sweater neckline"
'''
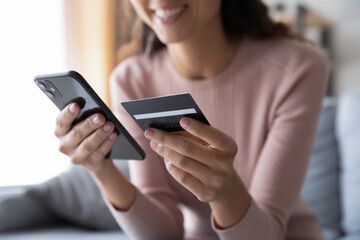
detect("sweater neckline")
[163,39,248,89]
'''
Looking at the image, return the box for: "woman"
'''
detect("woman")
[54,0,328,239]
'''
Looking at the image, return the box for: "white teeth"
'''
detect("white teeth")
[155,6,184,19]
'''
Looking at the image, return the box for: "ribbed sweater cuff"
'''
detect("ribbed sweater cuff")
[212,199,266,240]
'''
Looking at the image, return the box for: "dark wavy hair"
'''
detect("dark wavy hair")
[134,0,297,56]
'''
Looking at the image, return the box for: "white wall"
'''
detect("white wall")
[264,0,360,96]
[0,0,70,186]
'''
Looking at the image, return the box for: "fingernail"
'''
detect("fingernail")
[93,116,101,125]
[69,103,77,113]
[103,123,112,132]
[109,132,116,140]
[180,118,191,129]
[145,129,155,140]
[150,141,158,150]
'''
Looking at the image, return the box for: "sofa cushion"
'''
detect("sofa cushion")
[27,161,130,230]
[0,225,127,240]
[0,161,130,232]
[300,97,341,240]
[339,235,360,240]
[336,88,360,236]
[0,186,58,231]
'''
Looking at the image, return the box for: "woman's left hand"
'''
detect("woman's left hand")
[144,117,238,203]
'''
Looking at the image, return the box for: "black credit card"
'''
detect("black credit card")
[121,93,210,132]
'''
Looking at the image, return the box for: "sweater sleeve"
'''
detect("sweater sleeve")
[213,49,328,239]
[102,59,184,240]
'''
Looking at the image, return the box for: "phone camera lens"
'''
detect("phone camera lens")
[37,82,47,90]
[45,91,55,99]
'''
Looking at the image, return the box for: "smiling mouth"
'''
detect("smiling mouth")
[153,5,188,21]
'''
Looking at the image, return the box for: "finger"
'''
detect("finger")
[145,128,216,167]
[95,131,118,159]
[86,131,118,164]
[151,141,213,183]
[64,113,106,147]
[70,122,115,164]
[165,161,210,202]
[180,117,238,153]
[173,131,208,146]
[54,103,80,137]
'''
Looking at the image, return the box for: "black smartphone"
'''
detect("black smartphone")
[34,70,145,160]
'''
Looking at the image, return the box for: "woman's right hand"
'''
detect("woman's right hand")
[54,102,118,173]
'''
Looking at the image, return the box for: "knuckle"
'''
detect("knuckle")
[230,140,238,155]
[197,190,216,203]
[179,141,192,154]
[91,151,107,162]
[214,135,227,148]
[81,141,94,154]
[54,129,60,138]
[155,132,165,144]
[196,127,206,139]
[92,129,103,140]
[209,175,224,190]
[87,154,98,163]
[174,154,187,167]
[207,189,218,201]
[70,156,81,165]
[71,125,84,139]
[55,115,65,129]
[96,149,108,159]
[224,138,238,156]
[217,161,233,175]
[58,142,67,154]
[97,143,112,158]
[96,127,108,139]
[155,143,166,156]
[197,194,207,202]
[178,172,189,185]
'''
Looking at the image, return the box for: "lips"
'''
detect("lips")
[151,4,188,24]
[154,5,186,19]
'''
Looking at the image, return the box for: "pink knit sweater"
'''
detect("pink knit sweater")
[106,38,328,240]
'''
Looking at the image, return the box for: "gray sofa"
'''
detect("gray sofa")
[1,89,360,240]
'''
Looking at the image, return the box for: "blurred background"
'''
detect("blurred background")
[0,0,359,187]
[264,0,360,96]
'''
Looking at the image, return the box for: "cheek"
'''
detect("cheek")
[130,0,152,26]
[182,0,221,37]
[197,0,221,24]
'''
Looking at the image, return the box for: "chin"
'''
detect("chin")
[156,31,188,45]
